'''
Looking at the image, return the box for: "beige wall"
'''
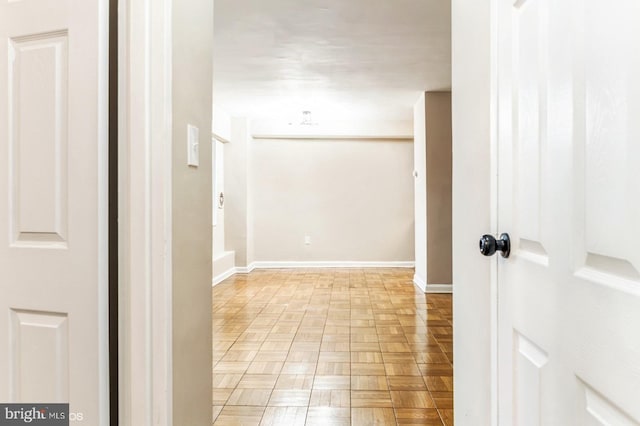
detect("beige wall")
[251,138,415,262]
[413,92,453,289]
[171,0,213,423]
[426,92,452,284]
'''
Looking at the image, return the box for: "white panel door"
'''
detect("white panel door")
[0,0,108,424]
[496,0,640,424]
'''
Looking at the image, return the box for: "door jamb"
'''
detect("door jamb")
[117,0,173,424]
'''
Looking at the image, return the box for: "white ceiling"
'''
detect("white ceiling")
[213,0,451,122]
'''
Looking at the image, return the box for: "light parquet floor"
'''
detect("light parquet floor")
[211,268,453,425]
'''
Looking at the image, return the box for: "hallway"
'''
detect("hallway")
[211,269,453,425]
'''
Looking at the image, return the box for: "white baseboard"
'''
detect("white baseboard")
[215,262,416,286]
[424,283,453,294]
[251,261,415,269]
[212,266,236,287]
[413,275,453,294]
[212,263,257,286]
[235,263,256,274]
[413,274,427,292]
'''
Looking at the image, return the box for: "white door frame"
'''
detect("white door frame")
[452,0,499,424]
[117,0,173,424]
[115,0,502,425]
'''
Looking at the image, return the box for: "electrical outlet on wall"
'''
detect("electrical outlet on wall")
[304,236,311,245]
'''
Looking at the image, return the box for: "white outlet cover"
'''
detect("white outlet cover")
[187,124,199,167]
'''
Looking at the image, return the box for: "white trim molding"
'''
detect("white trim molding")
[235,264,257,274]
[212,267,236,286]
[424,284,453,294]
[413,274,453,294]
[253,261,415,269]
[119,0,173,424]
[413,274,427,292]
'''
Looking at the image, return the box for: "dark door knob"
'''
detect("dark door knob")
[479,233,511,258]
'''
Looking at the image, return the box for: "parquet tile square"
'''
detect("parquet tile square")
[212,374,243,389]
[274,374,314,390]
[211,269,453,425]
[351,342,381,352]
[378,334,410,343]
[309,389,350,408]
[260,341,291,351]
[351,363,387,376]
[220,350,258,362]
[252,351,288,362]
[236,374,279,389]
[351,375,388,390]
[430,392,453,409]
[379,342,412,352]
[226,389,272,406]
[313,375,351,390]
[290,341,322,352]
[419,363,453,377]
[229,342,262,351]
[351,352,384,363]
[387,376,427,391]
[384,362,422,376]
[351,407,396,424]
[321,341,351,351]
[214,406,265,426]
[351,390,393,408]
[268,389,311,407]
[395,408,443,425]
[260,406,307,426]
[425,376,453,392]
[281,362,317,375]
[316,361,350,375]
[390,391,435,408]
[285,351,319,363]
[213,362,250,374]
[382,352,415,363]
[305,407,350,426]
[318,351,351,362]
[213,388,234,405]
[246,361,284,375]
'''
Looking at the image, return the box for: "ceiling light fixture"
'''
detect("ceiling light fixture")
[300,110,317,126]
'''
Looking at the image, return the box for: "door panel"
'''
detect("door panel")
[0,0,108,424]
[574,0,640,287]
[512,0,549,264]
[10,31,69,248]
[497,0,640,424]
[10,309,69,402]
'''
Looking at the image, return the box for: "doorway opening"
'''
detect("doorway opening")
[209,1,453,424]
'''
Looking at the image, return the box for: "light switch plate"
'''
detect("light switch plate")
[187,124,199,167]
